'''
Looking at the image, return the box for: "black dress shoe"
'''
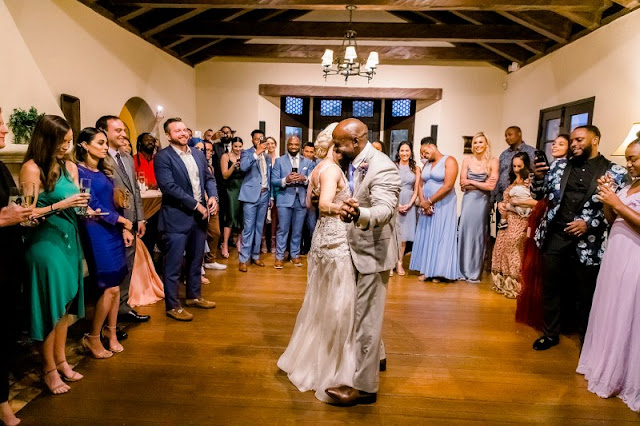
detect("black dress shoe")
[379,358,387,372]
[116,328,128,341]
[118,310,150,323]
[533,335,559,351]
[325,385,377,406]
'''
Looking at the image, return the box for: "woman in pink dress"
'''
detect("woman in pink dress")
[577,138,639,412]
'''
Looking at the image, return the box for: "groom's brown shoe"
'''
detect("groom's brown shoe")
[325,385,377,406]
[239,262,248,272]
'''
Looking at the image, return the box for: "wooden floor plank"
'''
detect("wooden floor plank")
[15,253,640,424]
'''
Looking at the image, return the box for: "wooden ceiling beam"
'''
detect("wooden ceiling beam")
[174,22,547,42]
[497,11,568,44]
[143,7,210,37]
[196,44,503,61]
[554,10,600,30]
[118,7,151,22]
[611,0,640,7]
[110,0,603,12]
[259,84,443,100]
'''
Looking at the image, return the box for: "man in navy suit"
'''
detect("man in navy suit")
[272,136,313,268]
[238,130,271,272]
[154,118,218,321]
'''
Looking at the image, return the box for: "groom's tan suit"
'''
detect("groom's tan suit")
[348,142,401,393]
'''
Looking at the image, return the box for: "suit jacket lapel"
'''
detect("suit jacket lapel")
[558,161,572,203]
[354,148,376,196]
[582,156,609,204]
[108,155,133,191]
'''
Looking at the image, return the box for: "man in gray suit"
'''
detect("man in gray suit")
[96,116,150,327]
[325,118,401,406]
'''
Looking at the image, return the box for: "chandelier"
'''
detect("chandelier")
[321,5,379,83]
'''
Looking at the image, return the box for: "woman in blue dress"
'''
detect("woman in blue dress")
[75,128,131,359]
[394,141,420,276]
[409,138,461,282]
[458,132,498,282]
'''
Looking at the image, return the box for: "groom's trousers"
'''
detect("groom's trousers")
[353,270,389,394]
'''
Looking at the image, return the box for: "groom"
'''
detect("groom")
[326,118,401,406]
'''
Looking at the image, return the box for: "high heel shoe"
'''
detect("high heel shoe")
[56,361,83,382]
[101,326,124,353]
[82,333,113,359]
[43,369,70,395]
[396,262,406,276]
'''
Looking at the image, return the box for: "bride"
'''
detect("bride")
[277,122,357,402]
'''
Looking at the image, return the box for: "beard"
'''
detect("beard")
[570,143,592,161]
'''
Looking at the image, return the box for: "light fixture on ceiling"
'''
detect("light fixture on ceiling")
[321,5,379,83]
[613,121,640,156]
[507,61,520,73]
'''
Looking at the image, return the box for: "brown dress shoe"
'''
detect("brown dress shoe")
[239,262,248,272]
[252,259,265,267]
[274,259,284,269]
[325,385,377,406]
[185,297,216,309]
[166,308,193,321]
[291,258,303,267]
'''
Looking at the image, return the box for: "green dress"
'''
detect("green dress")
[25,173,85,341]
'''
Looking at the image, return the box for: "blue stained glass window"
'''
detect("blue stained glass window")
[353,100,374,117]
[320,99,342,117]
[391,99,411,117]
[285,97,303,115]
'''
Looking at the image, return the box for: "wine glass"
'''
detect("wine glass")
[77,178,91,216]
[137,172,146,191]
[20,182,37,227]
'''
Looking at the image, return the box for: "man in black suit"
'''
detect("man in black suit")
[96,115,150,330]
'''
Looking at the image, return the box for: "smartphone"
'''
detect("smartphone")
[291,167,298,173]
[534,150,549,167]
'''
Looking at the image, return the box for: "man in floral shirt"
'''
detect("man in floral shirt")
[531,125,628,351]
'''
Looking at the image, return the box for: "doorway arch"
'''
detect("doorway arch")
[119,97,155,154]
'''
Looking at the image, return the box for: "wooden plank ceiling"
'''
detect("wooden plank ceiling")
[78,0,639,70]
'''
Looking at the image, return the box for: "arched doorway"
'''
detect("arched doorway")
[119,97,155,154]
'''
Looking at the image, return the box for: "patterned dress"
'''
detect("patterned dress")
[491,183,530,299]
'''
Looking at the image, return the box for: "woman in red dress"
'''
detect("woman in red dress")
[516,135,569,329]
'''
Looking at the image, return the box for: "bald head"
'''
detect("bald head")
[332,118,369,161]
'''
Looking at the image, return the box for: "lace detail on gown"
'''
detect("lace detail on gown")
[277,162,357,402]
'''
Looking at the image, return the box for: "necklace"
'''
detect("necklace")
[79,162,99,172]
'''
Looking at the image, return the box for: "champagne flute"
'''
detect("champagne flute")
[137,172,146,191]
[20,182,36,227]
[77,178,91,216]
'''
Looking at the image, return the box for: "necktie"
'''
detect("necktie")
[259,154,267,188]
[348,163,355,194]
[115,153,129,178]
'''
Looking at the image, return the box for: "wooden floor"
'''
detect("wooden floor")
[17,252,640,425]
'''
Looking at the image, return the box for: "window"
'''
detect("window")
[285,126,302,143]
[320,99,342,116]
[391,99,411,117]
[284,97,303,115]
[537,97,595,161]
[353,100,374,118]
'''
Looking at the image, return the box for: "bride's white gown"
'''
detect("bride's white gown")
[277,164,357,402]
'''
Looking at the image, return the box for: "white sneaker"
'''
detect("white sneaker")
[204,262,228,270]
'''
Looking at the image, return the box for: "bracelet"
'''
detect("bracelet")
[50,204,55,212]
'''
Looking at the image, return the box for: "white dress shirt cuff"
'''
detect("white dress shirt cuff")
[253,153,258,160]
[282,178,288,187]
[356,207,371,230]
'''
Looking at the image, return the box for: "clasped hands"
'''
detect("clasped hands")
[596,174,621,209]
[339,198,360,223]
[196,197,218,220]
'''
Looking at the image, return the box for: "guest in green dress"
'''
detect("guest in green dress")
[220,137,245,258]
[20,115,90,395]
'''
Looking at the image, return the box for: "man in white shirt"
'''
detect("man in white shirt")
[271,136,313,269]
[238,130,271,272]
[154,118,218,321]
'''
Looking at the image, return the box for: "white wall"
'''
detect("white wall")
[503,9,640,163]
[1,0,196,145]
[195,61,506,164]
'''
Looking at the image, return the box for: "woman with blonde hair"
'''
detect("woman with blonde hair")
[458,132,498,282]
[278,122,358,402]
